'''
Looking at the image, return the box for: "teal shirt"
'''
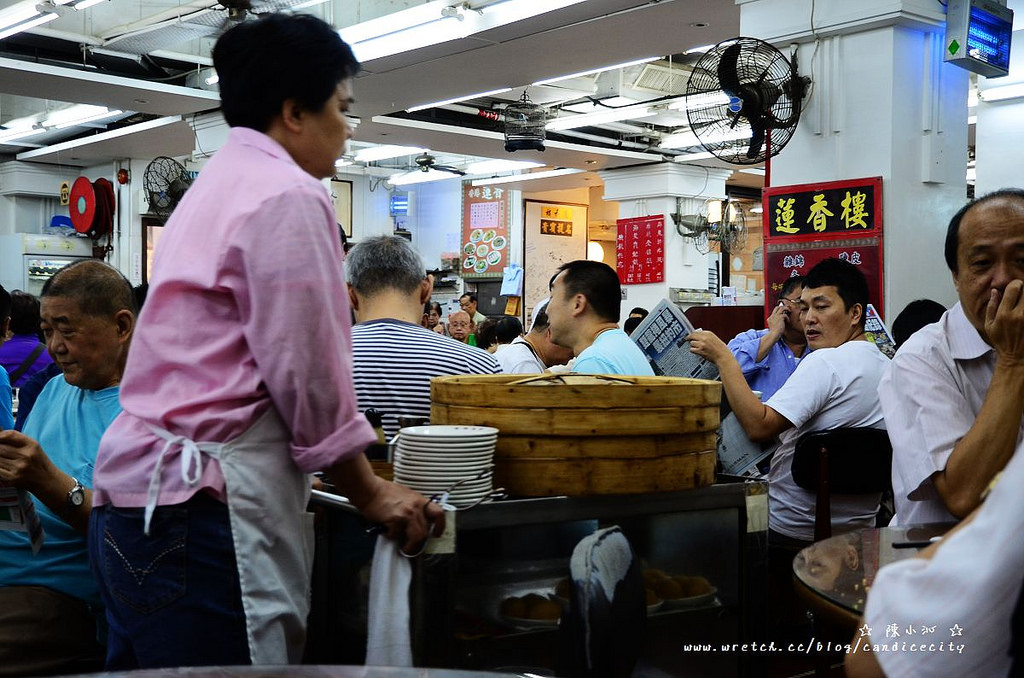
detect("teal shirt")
[572,328,655,376]
[0,377,121,606]
[0,366,12,430]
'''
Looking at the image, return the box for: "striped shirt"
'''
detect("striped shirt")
[351,319,502,438]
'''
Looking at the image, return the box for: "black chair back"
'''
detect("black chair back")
[792,427,893,541]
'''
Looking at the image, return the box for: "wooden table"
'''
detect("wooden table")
[791,523,953,628]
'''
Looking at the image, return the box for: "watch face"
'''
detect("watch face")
[70,490,85,507]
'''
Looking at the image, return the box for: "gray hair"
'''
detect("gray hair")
[346,235,426,296]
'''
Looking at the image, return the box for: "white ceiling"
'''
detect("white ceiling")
[0,0,766,190]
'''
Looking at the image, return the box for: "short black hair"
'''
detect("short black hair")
[0,284,10,324]
[891,299,946,348]
[8,290,37,335]
[494,315,523,344]
[41,260,136,318]
[628,307,649,319]
[212,13,360,132]
[803,258,869,328]
[550,260,622,324]
[460,293,477,303]
[778,275,806,301]
[475,318,498,350]
[623,316,643,335]
[944,188,1024,273]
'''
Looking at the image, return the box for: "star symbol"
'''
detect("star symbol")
[859,623,873,637]
[950,624,964,637]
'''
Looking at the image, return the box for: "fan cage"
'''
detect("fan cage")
[685,37,801,165]
[144,156,193,221]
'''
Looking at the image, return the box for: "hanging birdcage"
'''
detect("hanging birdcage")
[504,91,546,152]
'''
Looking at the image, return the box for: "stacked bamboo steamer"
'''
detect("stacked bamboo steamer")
[430,374,721,497]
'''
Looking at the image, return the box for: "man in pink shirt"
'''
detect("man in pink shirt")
[87,14,442,669]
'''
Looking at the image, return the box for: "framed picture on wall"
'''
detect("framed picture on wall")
[331,180,353,237]
[523,200,588,315]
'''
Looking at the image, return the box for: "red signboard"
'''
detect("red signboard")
[616,215,665,285]
[461,181,511,280]
[763,176,883,241]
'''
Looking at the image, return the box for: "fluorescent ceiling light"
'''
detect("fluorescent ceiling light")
[978,83,1024,102]
[546,105,655,131]
[71,0,107,9]
[48,105,122,129]
[466,159,543,174]
[659,130,699,149]
[0,125,45,144]
[407,87,512,112]
[668,92,731,112]
[472,168,583,186]
[0,11,58,40]
[684,44,716,55]
[531,57,660,87]
[673,151,715,162]
[389,168,459,186]
[342,0,590,63]
[739,168,766,175]
[289,0,329,9]
[335,158,353,168]
[354,145,427,163]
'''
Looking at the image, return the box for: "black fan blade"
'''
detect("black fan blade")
[717,43,743,95]
[746,120,766,160]
[435,165,466,176]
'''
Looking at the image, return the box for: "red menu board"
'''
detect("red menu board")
[461,181,511,280]
[616,215,665,285]
[765,238,883,317]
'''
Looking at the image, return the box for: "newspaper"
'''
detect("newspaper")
[630,299,719,380]
[718,413,778,478]
[0,485,45,554]
[864,303,896,359]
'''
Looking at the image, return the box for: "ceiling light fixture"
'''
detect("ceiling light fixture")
[389,167,458,186]
[407,87,513,112]
[977,82,1024,102]
[465,159,543,174]
[545,104,655,131]
[667,91,731,112]
[531,56,661,86]
[51,107,123,129]
[70,0,107,9]
[472,167,583,186]
[0,10,59,41]
[672,151,715,162]
[684,44,716,55]
[353,144,428,163]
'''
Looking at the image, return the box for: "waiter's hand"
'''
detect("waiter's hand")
[361,478,446,555]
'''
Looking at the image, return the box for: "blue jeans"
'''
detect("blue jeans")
[88,493,251,669]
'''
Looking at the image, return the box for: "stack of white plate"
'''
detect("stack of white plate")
[393,425,498,507]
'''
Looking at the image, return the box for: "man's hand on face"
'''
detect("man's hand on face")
[985,278,1024,367]
[766,301,790,337]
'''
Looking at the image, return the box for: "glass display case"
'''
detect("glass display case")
[307,479,767,677]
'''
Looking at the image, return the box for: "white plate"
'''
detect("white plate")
[395,453,494,464]
[397,441,496,452]
[394,466,492,479]
[397,478,492,492]
[662,587,717,608]
[399,425,499,439]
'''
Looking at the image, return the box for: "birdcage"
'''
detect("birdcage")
[504,91,546,152]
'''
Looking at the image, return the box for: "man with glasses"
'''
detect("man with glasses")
[727,275,809,400]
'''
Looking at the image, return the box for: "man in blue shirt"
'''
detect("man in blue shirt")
[0,260,135,675]
[727,275,808,400]
[546,260,654,376]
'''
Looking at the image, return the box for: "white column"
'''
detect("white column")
[738,0,969,315]
[599,163,732,313]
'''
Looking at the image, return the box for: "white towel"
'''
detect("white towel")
[365,535,413,666]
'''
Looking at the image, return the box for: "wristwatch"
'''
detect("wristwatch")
[67,478,86,508]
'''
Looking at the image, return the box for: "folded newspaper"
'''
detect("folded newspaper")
[0,484,45,554]
[629,299,719,380]
[864,303,896,359]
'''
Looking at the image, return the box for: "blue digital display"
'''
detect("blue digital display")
[966,5,1012,70]
[389,193,409,216]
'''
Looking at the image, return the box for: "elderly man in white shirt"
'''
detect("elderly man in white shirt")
[879,189,1024,525]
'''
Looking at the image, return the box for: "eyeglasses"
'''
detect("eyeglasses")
[779,297,802,305]
[449,322,471,328]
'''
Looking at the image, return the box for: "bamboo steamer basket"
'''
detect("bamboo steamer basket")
[430,374,721,497]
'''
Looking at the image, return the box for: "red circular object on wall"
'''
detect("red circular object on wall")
[116,168,130,185]
[69,176,96,234]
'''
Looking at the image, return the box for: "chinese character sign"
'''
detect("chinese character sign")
[616,215,665,285]
[540,205,573,237]
[763,177,883,240]
[764,239,883,317]
[461,181,510,279]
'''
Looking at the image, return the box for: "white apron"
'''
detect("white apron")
[144,406,314,665]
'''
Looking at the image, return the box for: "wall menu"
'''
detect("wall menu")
[616,215,665,285]
[461,181,511,280]
[763,176,882,239]
[762,177,884,319]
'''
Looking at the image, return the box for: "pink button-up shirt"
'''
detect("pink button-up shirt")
[93,128,376,507]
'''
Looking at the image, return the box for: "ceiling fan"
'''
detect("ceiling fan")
[410,152,465,176]
[386,152,466,186]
